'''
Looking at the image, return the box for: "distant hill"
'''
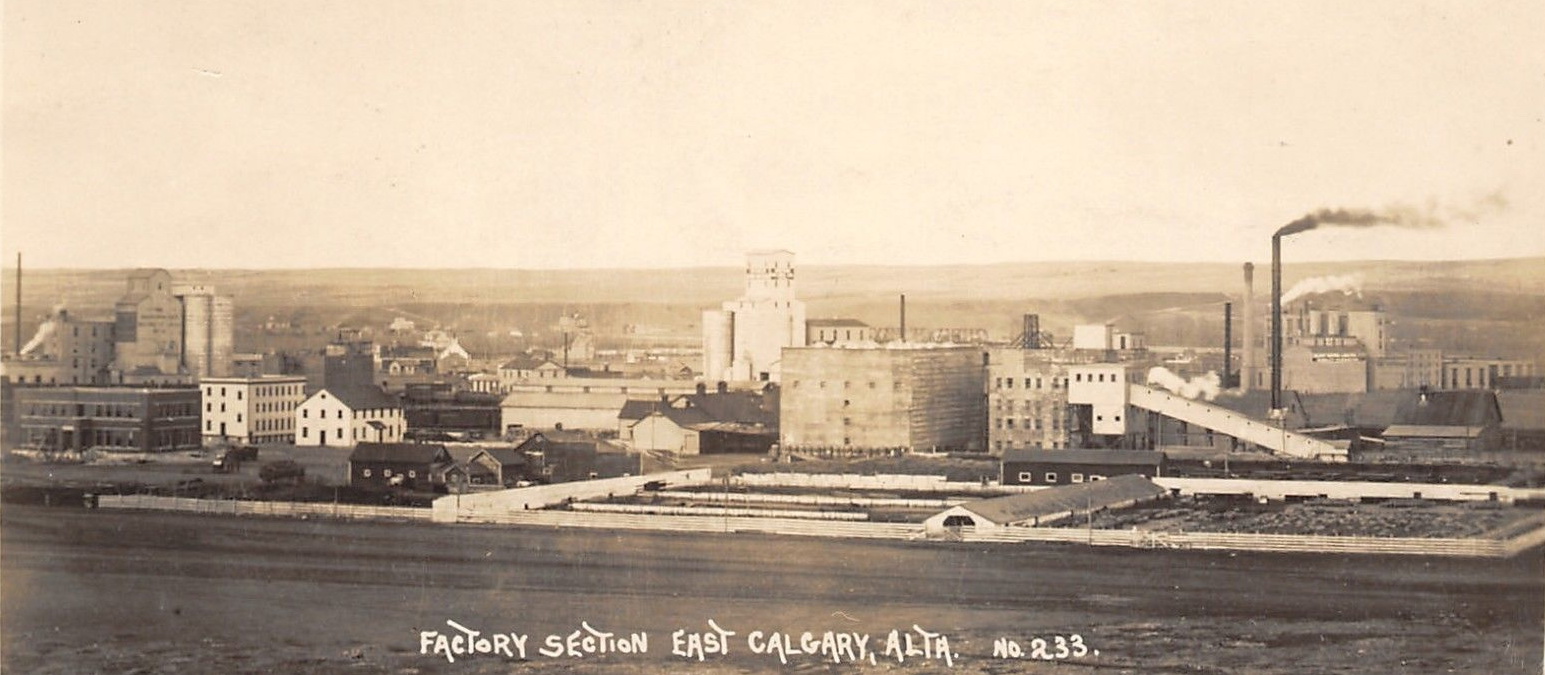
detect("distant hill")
[5,257,1543,309]
[4,258,1542,362]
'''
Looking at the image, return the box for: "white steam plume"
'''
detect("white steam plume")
[1280,273,1364,305]
[1146,367,1221,401]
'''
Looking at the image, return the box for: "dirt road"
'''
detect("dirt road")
[2,507,1540,673]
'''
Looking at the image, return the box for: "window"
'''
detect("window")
[383,469,392,477]
[1071,473,1085,483]
[1017,471,1033,482]
[1089,475,1105,481]
[1044,472,1058,483]
[363,469,372,478]
[408,470,417,478]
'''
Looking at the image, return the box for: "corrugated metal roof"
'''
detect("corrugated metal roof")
[961,475,1166,525]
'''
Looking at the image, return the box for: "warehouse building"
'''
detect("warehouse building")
[779,344,987,452]
[1000,449,1166,486]
[12,385,202,453]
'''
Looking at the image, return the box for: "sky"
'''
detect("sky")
[3,1,1543,270]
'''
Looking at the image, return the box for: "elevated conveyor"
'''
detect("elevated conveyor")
[1128,384,1347,462]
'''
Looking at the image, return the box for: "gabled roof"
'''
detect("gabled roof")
[348,442,451,464]
[1001,449,1164,466]
[500,355,559,371]
[1499,390,1545,431]
[618,398,712,427]
[1392,390,1501,428]
[619,392,774,428]
[807,318,870,328]
[317,385,400,410]
[470,448,527,467]
[961,475,1166,525]
[684,391,775,427]
[1296,390,1406,428]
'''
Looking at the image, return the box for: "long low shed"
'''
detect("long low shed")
[924,475,1167,533]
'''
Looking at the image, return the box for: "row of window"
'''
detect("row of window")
[790,380,892,390]
[204,384,305,399]
[993,416,1061,431]
[300,407,398,419]
[994,376,1065,390]
[996,441,1065,450]
[359,468,417,479]
[1017,471,1107,483]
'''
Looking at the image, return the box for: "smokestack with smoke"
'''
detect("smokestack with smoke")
[1147,367,1222,401]
[1270,193,1505,412]
[1280,273,1364,305]
[1276,193,1507,238]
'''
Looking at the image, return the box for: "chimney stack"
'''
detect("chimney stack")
[1224,302,1233,388]
[899,294,907,343]
[1242,262,1255,392]
[1271,235,1283,411]
[13,252,20,355]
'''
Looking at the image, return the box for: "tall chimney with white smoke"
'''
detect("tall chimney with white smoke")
[1267,196,1502,411]
[1272,235,1282,410]
[1241,262,1255,392]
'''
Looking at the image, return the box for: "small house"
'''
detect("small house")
[348,442,454,491]
[465,447,530,489]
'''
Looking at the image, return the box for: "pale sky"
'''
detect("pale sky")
[3,1,1542,269]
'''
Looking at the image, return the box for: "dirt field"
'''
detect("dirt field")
[2,507,1541,674]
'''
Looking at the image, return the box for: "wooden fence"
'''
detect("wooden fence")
[97,495,431,521]
[95,494,1544,558]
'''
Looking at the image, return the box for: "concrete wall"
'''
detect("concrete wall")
[432,468,713,522]
[1153,477,1517,502]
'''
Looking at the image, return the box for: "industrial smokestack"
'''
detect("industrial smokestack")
[13,253,20,355]
[1271,236,1282,411]
[1022,313,1040,350]
[1242,262,1255,392]
[899,294,907,343]
[1223,302,1232,389]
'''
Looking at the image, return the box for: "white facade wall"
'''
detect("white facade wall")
[201,376,306,444]
[626,414,700,454]
[295,389,404,447]
[1067,364,1130,436]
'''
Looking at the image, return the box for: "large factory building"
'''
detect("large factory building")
[779,344,987,452]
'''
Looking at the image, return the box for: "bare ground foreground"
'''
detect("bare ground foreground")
[2,507,1541,674]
